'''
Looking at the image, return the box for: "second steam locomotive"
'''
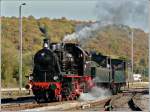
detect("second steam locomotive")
[25,39,126,102]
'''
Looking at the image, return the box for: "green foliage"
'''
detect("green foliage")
[84,25,148,70]
[1,38,19,87]
[1,17,148,87]
[1,16,76,87]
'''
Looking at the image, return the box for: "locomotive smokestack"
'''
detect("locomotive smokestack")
[43,38,50,49]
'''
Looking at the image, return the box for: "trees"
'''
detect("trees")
[1,39,19,87]
[1,16,76,87]
[1,17,148,87]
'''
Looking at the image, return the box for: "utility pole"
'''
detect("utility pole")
[148,0,150,93]
[127,30,134,88]
[131,29,134,85]
[19,3,26,91]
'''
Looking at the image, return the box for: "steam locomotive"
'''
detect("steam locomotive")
[25,39,126,102]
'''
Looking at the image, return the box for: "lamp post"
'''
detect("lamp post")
[19,3,26,91]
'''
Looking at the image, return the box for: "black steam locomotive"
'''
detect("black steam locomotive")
[26,39,94,102]
[26,39,126,102]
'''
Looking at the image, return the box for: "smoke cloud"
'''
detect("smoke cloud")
[63,22,110,42]
[95,0,149,32]
[63,0,148,43]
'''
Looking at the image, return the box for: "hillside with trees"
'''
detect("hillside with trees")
[83,25,148,76]
[1,16,76,87]
[1,16,148,87]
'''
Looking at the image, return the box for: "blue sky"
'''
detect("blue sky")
[1,0,148,31]
[1,0,98,20]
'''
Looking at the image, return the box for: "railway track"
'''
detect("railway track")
[1,100,79,111]
[1,88,148,111]
[64,93,123,111]
[67,88,149,111]
[1,94,113,111]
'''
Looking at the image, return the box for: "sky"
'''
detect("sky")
[1,0,149,32]
[1,0,98,21]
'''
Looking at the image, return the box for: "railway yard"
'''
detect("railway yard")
[1,82,149,111]
[1,1,149,112]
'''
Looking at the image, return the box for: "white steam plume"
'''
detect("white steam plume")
[79,86,111,101]
[63,22,110,42]
[79,77,112,101]
[63,0,148,42]
[96,0,148,32]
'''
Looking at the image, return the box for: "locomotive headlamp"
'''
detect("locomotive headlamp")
[29,76,33,80]
[53,76,58,80]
